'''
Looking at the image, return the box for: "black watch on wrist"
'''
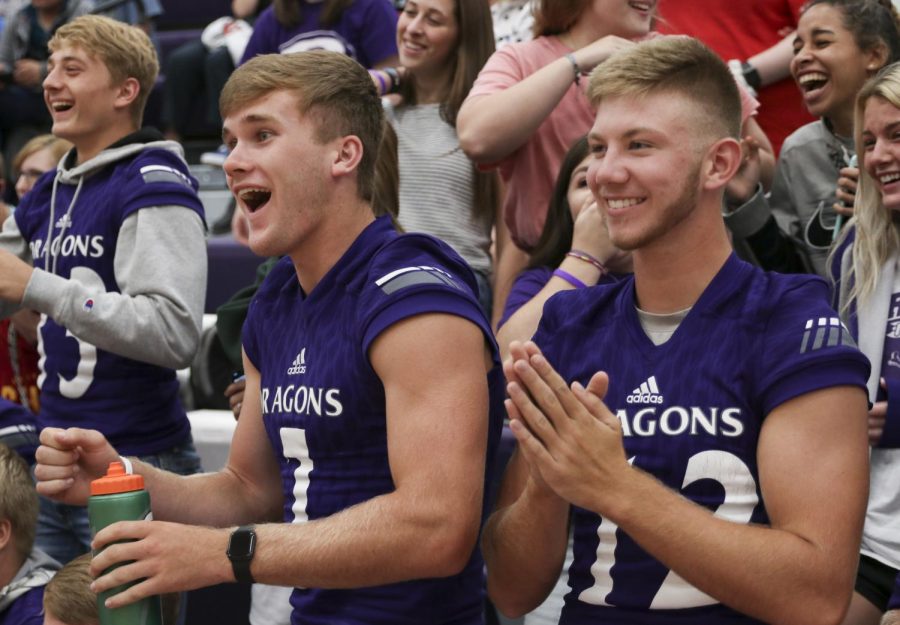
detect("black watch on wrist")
[227,525,256,584]
[741,61,762,91]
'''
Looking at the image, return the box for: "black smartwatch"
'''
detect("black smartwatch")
[741,61,762,92]
[227,525,257,584]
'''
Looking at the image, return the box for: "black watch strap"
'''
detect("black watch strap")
[741,61,762,91]
[227,525,257,584]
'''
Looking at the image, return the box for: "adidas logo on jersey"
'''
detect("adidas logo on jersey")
[287,348,307,375]
[55,214,73,229]
[626,375,664,405]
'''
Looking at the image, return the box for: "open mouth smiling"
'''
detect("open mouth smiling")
[239,188,272,212]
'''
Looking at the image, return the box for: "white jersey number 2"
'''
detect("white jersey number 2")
[579,450,759,609]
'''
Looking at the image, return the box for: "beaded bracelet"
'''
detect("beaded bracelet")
[567,249,607,273]
[553,268,588,289]
[564,53,582,86]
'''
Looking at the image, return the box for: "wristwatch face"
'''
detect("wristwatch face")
[228,527,256,561]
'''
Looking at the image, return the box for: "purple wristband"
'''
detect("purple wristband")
[370,70,387,95]
[553,268,587,289]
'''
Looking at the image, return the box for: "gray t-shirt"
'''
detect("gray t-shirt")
[387,102,492,276]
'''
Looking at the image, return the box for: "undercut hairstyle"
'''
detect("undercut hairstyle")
[0,444,38,561]
[587,36,742,142]
[221,51,385,202]
[49,15,159,126]
[532,0,589,37]
[803,0,900,65]
[12,135,73,173]
[835,62,900,309]
[43,553,97,625]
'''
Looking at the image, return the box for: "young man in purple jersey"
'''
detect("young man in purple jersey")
[0,15,207,565]
[33,51,504,625]
[484,36,872,625]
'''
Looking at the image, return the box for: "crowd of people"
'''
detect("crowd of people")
[0,1,899,625]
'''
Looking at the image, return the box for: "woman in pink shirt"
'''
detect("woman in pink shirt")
[458,0,770,314]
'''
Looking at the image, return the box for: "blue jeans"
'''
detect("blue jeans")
[35,436,203,565]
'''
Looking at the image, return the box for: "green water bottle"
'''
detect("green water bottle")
[88,461,162,625]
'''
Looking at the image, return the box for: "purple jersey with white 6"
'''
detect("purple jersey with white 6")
[532,254,869,625]
[14,147,204,456]
[242,216,504,625]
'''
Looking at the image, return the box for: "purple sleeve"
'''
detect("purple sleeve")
[352,0,398,67]
[240,6,278,64]
[363,289,491,355]
[118,151,204,223]
[359,236,496,360]
[756,279,870,415]
[496,266,552,329]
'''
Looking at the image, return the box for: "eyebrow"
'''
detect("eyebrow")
[47,54,86,67]
[865,121,900,137]
[588,127,660,141]
[811,27,836,37]
[221,113,278,141]
[405,1,448,16]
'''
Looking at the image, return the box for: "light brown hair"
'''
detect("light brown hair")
[43,553,97,625]
[587,36,742,141]
[220,51,384,202]
[0,444,38,561]
[49,15,159,126]
[12,134,73,173]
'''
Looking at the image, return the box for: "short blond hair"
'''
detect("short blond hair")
[49,15,159,125]
[43,553,97,625]
[12,134,72,173]
[0,444,38,560]
[220,51,384,202]
[588,36,742,142]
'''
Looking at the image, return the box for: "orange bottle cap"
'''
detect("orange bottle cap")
[90,461,145,495]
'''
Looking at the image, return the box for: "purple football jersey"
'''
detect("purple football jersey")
[532,254,869,625]
[14,149,204,455]
[240,0,398,68]
[243,216,504,625]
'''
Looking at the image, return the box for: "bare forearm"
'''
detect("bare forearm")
[250,488,481,588]
[498,258,602,360]
[483,481,569,617]
[130,459,280,528]
[458,57,576,164]
[602,468,860,625]
[747,34,794,87]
